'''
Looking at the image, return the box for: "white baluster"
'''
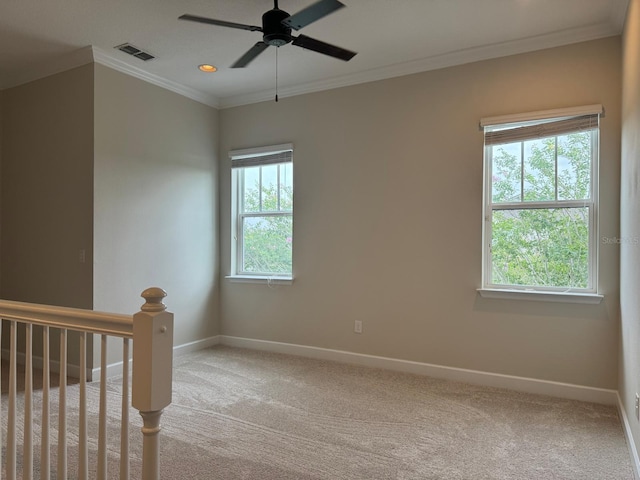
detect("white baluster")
[57,329,67,480]
[0,301,150,479]
[139,411,163,480]
[41,326,51,480]
[7,321,17,480]
[24,324,34,479]
[132,288,174,480]
[97,335,108,480]
[79,332,88,480]
[120,338,130,480]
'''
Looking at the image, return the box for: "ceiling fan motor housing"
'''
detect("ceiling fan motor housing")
[263,8,292,46]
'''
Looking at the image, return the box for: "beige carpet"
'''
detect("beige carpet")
[3,346,635,479]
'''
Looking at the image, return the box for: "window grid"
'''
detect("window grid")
[231,148,293,278]
[483,118,599,293]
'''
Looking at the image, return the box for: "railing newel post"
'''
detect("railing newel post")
[132,287,174,480]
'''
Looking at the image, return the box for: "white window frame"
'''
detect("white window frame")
[227,143,293,283]
[478,105,603,303]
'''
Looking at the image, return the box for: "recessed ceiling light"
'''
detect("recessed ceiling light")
[198,64,217,73]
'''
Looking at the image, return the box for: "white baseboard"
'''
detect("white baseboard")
[618,393,640,479]
[91,360,125,382]
[3,334,619,407]
[219,335,618,405]
[91,335,222,381]
[6,336,223,382]
[1,349,86,380]
[173,335,221,357]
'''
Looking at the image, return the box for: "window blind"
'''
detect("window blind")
[484,114,600,146]
[231,147,293,169]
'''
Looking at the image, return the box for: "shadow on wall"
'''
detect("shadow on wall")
[473,294,611,321]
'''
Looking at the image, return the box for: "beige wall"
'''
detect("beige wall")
[0,65,95,369]
[1,64,94,309]
[620,0,640,462]
[220,37,622,389]
[93,64,220,348]
[0,34,624,391]
[0,63,219,369]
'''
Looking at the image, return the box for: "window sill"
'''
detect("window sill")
[477,288,603,304]
[225,275,293,285]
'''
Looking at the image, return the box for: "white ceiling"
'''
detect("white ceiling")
[0,0,629,108]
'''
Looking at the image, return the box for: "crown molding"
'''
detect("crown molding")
[90,46,219,108]
[218,21,622,109]
[1,11,625,109]
[0,45,94,90]
[0,45,220,108]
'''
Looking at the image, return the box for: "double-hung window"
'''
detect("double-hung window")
[480,105,602,299]
[230,144,293,279]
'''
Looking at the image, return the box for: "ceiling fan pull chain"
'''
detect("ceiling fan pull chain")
[275,46,279,102]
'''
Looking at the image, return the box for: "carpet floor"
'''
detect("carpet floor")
[155,346,633,479]
[2,345,635,479]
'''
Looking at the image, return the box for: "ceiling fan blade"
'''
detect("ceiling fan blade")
[231,42,270,68]
[282,0,345,31]
[292,34,356,61]
[179,14,262,32]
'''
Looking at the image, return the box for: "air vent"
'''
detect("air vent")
[114,43,155,61]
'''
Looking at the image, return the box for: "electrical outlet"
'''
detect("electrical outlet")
[635,393,639,420]
[354,320,363,334]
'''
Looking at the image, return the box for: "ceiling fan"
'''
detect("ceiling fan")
[179,0,357,68]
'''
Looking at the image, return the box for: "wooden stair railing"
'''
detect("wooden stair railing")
[0,287,174,480]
